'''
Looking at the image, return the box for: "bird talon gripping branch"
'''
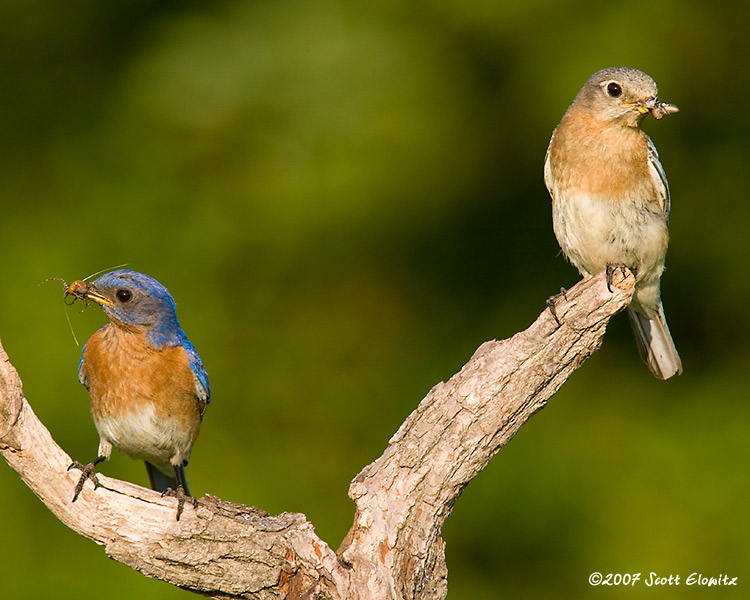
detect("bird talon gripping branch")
[161,485,198,521]
[605,263,629,293]
[68,458,104,501]
[546,296,561,326]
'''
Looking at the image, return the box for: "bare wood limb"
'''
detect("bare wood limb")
[0,270,634,599]
[338,269,635,598]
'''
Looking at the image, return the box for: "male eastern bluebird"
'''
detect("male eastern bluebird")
[66,269,209,519]
[544,67,682,379]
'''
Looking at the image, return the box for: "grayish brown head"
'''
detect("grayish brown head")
[572,66,678,126]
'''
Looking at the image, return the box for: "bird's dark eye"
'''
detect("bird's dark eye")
[606,82,623,98]
[116,289,132,303]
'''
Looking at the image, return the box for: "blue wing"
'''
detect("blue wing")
[647,135,671,221]
[183,339,210,409]
[78,342,89,389]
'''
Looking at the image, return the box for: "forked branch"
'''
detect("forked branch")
[0,270,634,599]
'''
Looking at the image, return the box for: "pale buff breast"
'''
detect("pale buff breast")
[545,111,669,300]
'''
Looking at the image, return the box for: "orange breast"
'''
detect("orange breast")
[81,324,202,440]
[548,111,656,203]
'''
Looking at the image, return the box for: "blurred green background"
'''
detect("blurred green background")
[1,1,747,598]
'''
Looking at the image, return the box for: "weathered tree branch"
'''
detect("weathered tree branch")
[0,270,634,599]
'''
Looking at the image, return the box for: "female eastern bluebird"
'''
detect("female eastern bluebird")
[67,269,210,519]
[544,67,682,379]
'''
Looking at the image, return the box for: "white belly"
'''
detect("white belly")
[94,404,194,474]
[552,192,668,286]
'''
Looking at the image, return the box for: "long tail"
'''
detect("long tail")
[627,303,682,380]
[145,462,190,496]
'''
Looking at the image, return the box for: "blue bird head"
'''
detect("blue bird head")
[82,269,183,347]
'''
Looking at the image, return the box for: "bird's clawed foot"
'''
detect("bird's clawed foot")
[605,263,629,293]
[68,457,105,502]
[162,486,197,521]
[546,287,569,326]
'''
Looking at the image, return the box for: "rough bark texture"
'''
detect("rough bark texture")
[0,270,634,599]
